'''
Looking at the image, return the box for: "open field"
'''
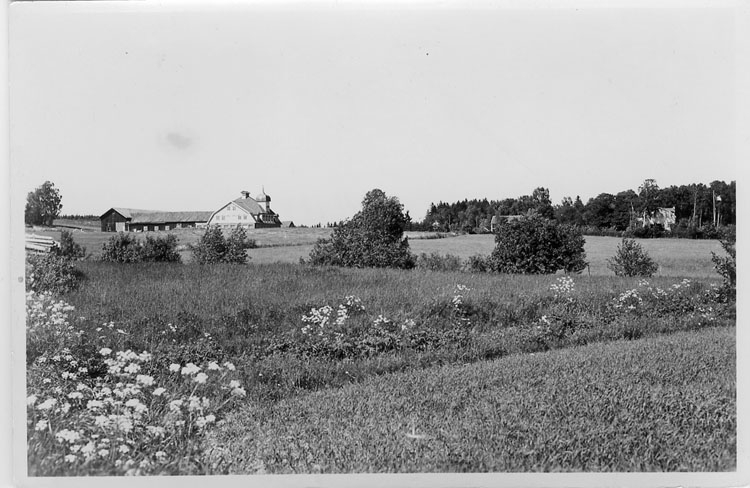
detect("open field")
[26,258,735,474]
[209,326,735,473]
[25,224,735,474]
[29,225,726,277]
[26,225,335,253]
[248,234,724,277]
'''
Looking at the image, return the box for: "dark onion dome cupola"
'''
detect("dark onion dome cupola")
[256,187,272,212]
[256,188,271,203]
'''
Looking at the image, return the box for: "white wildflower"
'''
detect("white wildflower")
[55,429,82,443]
[181,363,200,375]
[36,398,57,411]
[135,374,154,386]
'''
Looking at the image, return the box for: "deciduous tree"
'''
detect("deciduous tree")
[308,189,415,269]
[25,181,62,226]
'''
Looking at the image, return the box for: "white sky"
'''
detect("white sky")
[9,1,740,226]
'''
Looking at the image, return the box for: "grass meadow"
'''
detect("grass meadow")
[25,227,736,474]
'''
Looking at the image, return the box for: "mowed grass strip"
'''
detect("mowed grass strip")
[209,327,735,473]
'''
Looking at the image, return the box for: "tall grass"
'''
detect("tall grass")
[29,259,735,474]
[67,262,691,324]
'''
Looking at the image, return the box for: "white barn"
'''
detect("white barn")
[207,190,282,229]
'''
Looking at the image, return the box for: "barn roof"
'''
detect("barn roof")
[100,208,211,223]
[233,197,266,215]
[130,211,213,224]
[101,208,161,220]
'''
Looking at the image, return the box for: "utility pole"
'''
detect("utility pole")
[712,190,716,227]
[692,187,697,227]
[716,195,722,227]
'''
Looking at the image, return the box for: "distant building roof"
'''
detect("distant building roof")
[233,197,266,215]
[101,208,211,223]
[102,208,160,220]
[130,211,213,224]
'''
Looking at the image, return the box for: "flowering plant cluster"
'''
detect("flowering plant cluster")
[26,292,246,476]
[295,296,428,359]
[549,276,575,300]
[26,291,84,364]
[612,289,644,312]
[300,295,366,336]
[607,278,726,324]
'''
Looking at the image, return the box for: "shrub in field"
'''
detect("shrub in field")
[487,213,587,274]
[607,238,658,277]
[307,189,415,269]
[52,230,86,260]
[416,252,462,272]
[100,233,143,263]
[711,226,736,302]
[224,225,251,264]
[191,225,250,264]
[140,235,181,263]
[26,253,84,295]
[101,233,183,263]
[625,224,665,239]
[465,254,488,273]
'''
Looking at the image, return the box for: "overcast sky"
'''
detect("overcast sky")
[9,1,740,226]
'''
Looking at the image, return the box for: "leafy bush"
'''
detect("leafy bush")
[100,233,143,263]
[140,235,181,263]
[464,254,488,273]
[487,213,587,274]
[52,230,86,260]
[101,233,181,263]
[307,189,415,269]
[415,252,462,272]
[191,225,250,264]
[26,253,84,294]
[712,226,736,302]
[625,224,665,239]
[607,238,659,277]
[224,226,251,264]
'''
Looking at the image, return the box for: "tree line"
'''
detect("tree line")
[416,179,735,237]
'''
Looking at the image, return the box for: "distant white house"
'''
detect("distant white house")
[637,207,677,231]
[206,190,282,229]
[490,215,523,233]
